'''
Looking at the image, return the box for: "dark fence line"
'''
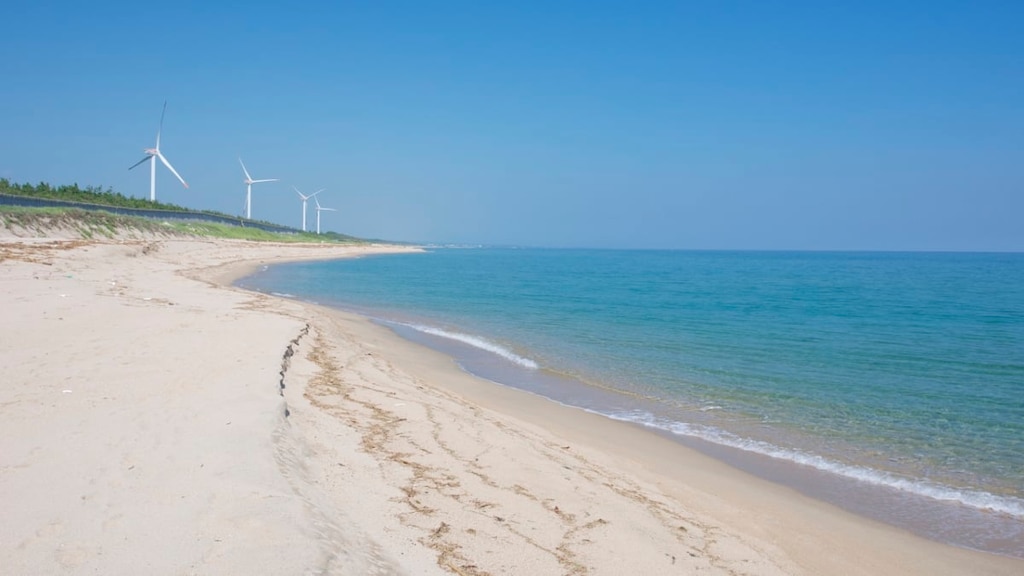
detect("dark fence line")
[0,193,300,234]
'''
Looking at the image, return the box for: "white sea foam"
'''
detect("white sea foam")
[270,292,296,299]
[402,323,539,370]
[604,409,1024,520]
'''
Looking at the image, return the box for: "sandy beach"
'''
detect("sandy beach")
[2,230,1021,575]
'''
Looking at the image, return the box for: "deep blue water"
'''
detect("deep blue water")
[239,248,1024,556]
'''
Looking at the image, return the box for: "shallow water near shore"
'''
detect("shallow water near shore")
[239,247,1024,557]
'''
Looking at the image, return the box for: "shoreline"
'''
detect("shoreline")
[240,252,1024,558]
[389,317,1024,558]
[277,299,1022,575]
[2,235,1021,574]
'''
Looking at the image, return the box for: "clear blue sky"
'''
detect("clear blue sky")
[2,1,1021,250]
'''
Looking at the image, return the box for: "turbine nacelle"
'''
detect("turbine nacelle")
[293,186,324,201]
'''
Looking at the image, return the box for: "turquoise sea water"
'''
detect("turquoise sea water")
[238,249,1024,556]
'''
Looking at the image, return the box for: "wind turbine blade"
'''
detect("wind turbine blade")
[313,195,323,209]
[252,178,278,183]
[238,157,253,181]
[129,155,152,170]
[321,207,337,212]
[313,188,325,196]
[156,101,167,149]
[157,152,189,189]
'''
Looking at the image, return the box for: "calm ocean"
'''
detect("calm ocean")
[238,248,1024,557]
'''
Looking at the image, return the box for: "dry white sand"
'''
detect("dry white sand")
[2,231,1021,575]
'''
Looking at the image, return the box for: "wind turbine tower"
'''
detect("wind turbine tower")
[239,158,278,219]
[293,186,324,232]
[314,195,337,235]
[129,102,188,201]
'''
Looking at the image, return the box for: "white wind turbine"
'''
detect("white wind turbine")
[239,157,278,219]
[129,101,188,201]
[314,194,337,235]
[293,186,324,232]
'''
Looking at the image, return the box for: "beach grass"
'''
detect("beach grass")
[0,206,367,244]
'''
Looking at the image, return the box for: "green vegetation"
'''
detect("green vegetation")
[170,220,365,243]
[1,178,197,211]
[0,179,377,244]
[0,206,182,239]
[0,206,371,243]
[1,178,286,228]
